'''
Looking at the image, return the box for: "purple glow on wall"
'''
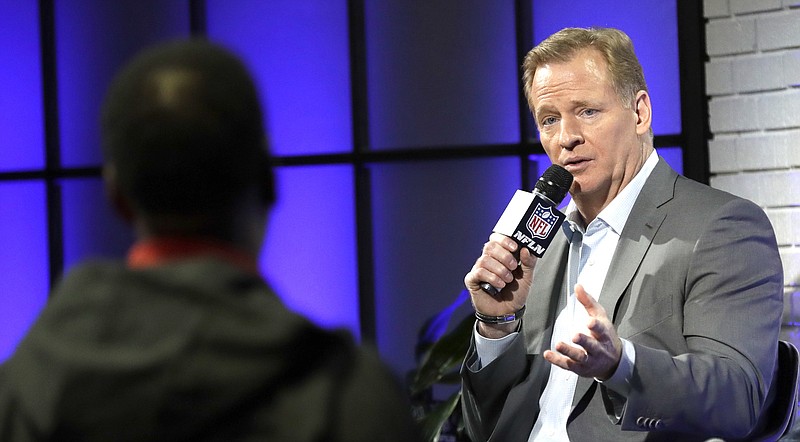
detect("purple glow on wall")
[56,0,189,167]
[60,178,135,273]
[532,0,681,136]
[0,1,44,171]
[371,157,522,374]
[206,0,353,156]
[0,182,49,362]
[365,0,520,150]
[259,165,359,336]
[208,1,359,334]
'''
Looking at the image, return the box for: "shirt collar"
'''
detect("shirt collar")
[563,150,659,235]
[127,236,260,275]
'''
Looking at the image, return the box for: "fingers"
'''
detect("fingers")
[575,284,604,317]
[544,284,622,378]
[518,246,536,268]
[573,285,615,343]
[464,234,520,292]
[545,339,604,377]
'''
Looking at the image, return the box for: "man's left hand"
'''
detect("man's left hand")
[543,284,622,380]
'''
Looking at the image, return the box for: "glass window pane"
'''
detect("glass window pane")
[259,165,359,335]
[0,182,48,361]
[532,0,681,136]
[206,0,353,156]
[0,1,44,171]
[371,157,521,374]
[60,178,134,273]
[56,0,190,167]
[366,0,520,150]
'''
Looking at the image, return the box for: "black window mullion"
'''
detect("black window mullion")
[677,0,710,184]
[39,0,64,290]
[516,0,536,189]
[347,0,377,343]
[189,0,207,37]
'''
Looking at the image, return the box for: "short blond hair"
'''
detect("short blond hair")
[522,27,648,111]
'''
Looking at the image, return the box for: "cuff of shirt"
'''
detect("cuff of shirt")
[472,320,520,370]
[595,337,635,396]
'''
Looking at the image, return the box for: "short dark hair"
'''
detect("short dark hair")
[101,39,274,218]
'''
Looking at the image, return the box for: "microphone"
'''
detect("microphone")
[480,165,573,295]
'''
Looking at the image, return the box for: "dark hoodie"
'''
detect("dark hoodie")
[0,258,418,441]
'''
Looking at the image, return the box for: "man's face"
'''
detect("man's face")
[530,49,650,211]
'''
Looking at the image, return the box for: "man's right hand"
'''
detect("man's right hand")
[464,232,537,338]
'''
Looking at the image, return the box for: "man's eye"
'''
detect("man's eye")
[541,116,557,126]
[582,109,598,117]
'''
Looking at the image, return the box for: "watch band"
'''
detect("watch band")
[474,305,526,324]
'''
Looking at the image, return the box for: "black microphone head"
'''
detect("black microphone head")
[534,165,573,205]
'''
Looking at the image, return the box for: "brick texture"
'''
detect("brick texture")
[704,0,729,18]
[757,9,800,50]
[706,19,756,56]
[705,3,800,340]
[730,0,783,14]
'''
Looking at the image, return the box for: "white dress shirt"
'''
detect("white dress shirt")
[473,151,659,441]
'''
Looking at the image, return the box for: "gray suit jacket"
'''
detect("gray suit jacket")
[461,158,784,441]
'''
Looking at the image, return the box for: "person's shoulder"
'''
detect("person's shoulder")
[672,174,765,214]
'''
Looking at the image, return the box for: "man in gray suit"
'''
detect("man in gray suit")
[461,27,784,441]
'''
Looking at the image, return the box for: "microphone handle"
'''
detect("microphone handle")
[480,282,501,296]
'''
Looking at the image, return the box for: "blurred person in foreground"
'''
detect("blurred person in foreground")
[461,27,783,441]
[0,40,418,441]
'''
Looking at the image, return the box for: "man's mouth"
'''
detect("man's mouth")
[562,157,590,172]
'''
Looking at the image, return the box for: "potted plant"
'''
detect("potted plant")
[408,290,474,442]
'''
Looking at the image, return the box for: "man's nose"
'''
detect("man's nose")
[558,118,584,149]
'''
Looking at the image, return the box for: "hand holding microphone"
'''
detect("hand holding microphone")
[479,165,573,295]
[465,165,573,333]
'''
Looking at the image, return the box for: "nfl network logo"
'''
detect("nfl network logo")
[526,203,556,240]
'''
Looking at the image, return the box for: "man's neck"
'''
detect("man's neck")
[573,145,654,223]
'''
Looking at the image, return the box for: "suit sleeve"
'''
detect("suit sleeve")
[460,329,551,442]
[614,198,783,438]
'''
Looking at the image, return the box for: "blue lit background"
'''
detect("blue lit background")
[0,182,49,361]
[371,158,522,372]
[0,1,44,171]
[206,0,353,156]
[365,0,520,150]
[207,1,360,333]
[260,165,360,334]
[56,0,190,167]
[60,178,134,272]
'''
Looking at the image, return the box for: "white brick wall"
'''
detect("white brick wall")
[704,1,800,337]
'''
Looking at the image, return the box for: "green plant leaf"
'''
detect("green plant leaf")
[418,390,462,442]
[411,313,474,395]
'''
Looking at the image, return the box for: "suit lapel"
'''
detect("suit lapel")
[598,159,676,323]
[571,158,677,409]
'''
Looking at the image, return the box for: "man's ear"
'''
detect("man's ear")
[633,90,652,136]
[102,164,135,223]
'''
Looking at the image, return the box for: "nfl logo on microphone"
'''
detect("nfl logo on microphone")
[527,203,556,240]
